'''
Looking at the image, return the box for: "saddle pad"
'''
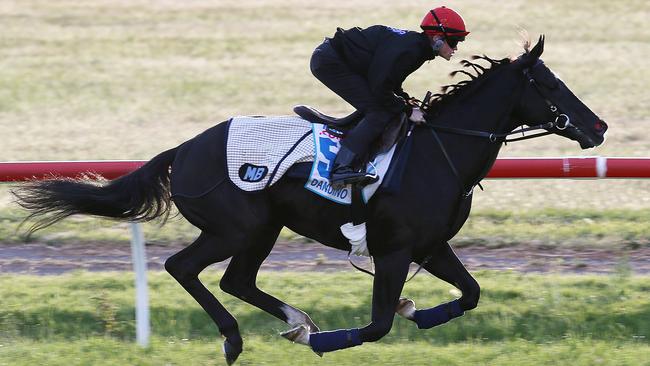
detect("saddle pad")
[306,123,396,205]
[227,116,314,191]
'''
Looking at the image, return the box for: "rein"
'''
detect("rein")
[424,115,564,195]
[428,120,558,143]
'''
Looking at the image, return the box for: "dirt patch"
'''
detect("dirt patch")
[1,241,648,275]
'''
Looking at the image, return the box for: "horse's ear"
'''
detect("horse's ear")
[515,35,545,69]
[530,35,545,59]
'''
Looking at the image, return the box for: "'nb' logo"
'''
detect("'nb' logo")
[386,26,407,35]
[239,164,269,182]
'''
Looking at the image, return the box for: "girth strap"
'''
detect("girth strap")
[350,185,366,226]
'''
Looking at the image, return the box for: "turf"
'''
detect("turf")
[1,270,648,365]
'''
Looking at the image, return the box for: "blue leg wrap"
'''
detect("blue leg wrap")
[413,299,464,329]
[309,328,362,353]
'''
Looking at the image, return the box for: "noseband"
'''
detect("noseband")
[522,61,572,135]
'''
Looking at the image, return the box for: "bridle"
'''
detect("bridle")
[426,61,572,144]
[521,60,572,138]
[421,59,575,197]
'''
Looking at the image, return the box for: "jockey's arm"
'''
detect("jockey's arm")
[368,50,422,116]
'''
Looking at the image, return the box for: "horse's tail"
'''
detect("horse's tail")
[13,147,178,235]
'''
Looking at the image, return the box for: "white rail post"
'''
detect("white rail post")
[129,222,150,347]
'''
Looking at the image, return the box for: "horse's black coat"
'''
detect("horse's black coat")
[13,37,607,364]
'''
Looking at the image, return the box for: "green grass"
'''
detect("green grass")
[0,271,649,365]
[1,337,648,366]
[455,208,650,249]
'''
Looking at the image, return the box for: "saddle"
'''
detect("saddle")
[293,105,363,127]
[293,104,409,156]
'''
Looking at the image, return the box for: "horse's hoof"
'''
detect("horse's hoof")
[396,297,416,320]
[222,339,242,365]
[281,325,322,357]
[306,320,321,334]
[280,324,310,346]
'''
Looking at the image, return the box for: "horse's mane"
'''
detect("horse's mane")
[425,34,532,115]
[425,55,511,115]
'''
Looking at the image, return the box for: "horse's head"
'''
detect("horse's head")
[513,36,608,149]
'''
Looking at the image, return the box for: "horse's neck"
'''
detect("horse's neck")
[426,69,524,189]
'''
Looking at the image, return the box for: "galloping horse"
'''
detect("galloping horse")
[14,37,607,364]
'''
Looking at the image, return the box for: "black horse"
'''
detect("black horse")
[14,37,607,364]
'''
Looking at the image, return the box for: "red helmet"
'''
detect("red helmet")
[420,6,469,39]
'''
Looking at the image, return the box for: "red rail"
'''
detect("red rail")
[0,161,146,181]
[0,157,649,182]
[485,157,650,179]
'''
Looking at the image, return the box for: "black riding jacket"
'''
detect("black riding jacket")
[330,25,436,115]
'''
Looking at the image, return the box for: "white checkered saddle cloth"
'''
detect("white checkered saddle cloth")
[226,114,397,204]
[226,115,314,191]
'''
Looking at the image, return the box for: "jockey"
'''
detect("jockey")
[310,6,469,185]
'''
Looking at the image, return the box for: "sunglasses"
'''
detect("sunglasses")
[446,37,463,48]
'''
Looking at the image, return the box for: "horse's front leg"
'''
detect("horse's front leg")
[305,247,412,353]
[396,242,480,329]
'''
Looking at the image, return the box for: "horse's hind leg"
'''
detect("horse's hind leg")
[396,242,480,329]
[219,225,321,340]
[164,231,244,364]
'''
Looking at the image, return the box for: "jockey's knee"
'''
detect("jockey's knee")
[460,279,480,311]
[360,319,393,342]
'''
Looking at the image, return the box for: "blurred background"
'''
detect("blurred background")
[0,1,648,365]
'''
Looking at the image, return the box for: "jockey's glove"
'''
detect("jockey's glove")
[409,107,426,123]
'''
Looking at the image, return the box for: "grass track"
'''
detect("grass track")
[2,337,648,366]
[1,271,649,365]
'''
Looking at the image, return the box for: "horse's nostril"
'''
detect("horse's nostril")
[594,120,608,134]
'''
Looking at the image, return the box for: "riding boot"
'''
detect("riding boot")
[330,145,376,186]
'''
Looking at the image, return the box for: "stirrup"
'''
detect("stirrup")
[361,170,379,185]
[330,169,378,187]
[330,168,366,185]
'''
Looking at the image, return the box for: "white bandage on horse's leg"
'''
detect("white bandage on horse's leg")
[340,222,369,257]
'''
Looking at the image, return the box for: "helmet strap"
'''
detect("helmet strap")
[430,9,450,41]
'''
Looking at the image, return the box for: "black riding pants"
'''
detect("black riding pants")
[310,39,397,157]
